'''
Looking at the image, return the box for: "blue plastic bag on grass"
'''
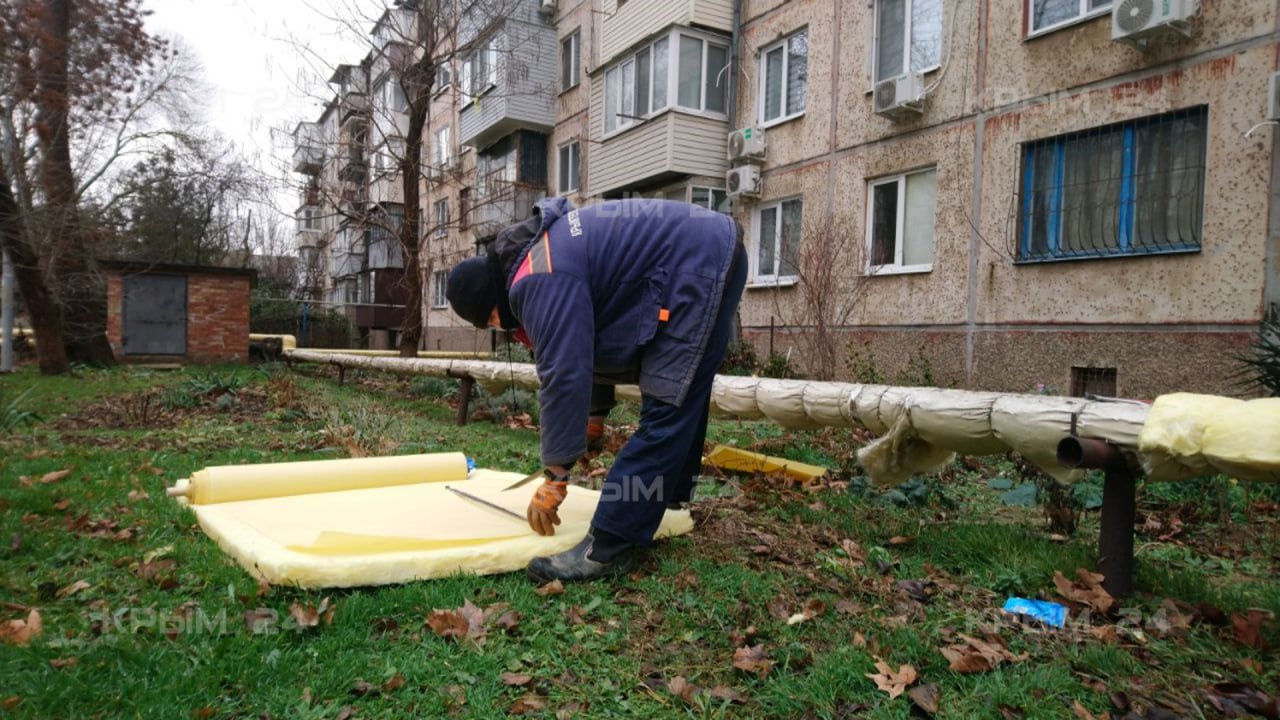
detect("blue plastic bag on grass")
[1002,597,1068,628]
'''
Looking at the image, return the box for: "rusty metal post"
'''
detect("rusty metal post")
[1057,436,1136,598]
[448,370,475,426]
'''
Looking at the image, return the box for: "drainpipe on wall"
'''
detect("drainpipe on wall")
[1266,2,1280,319]
[1,249,14,372]
[726,0,742,133]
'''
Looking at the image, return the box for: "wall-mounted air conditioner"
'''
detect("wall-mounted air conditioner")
[726,165,761,200]
[1112,0,1198,45]
[872,73,925,121]
[727,127,766,163]
[538,0,556,16]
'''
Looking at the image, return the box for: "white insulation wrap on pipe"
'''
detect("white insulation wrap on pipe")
[282,350,1277,487]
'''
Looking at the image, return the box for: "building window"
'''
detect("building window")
[298,206,320,231]
[1070,366,1118,398]
[604,30,727,135]
[690,186,729,214]
[759,29,807,126]
[558,141,580,194]
[373,138,404,176]
[433,269,449,308]
[1028,0,1112,36]
[561,30,580,91]
[433,198,449,239]
[867,168,936,273]
[1018,107,1206,263]
[874,0,942,84]
[460,35,499,101]
[459,187,471,230]
[755,198,802,281]
[378,78,408,113]
[436,62,452,92]
[433,126,452,169]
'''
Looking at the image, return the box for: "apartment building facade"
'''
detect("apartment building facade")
[296,0,1279,397]
[727,0,1277,397]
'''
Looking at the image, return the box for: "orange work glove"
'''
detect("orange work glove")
[527,478,568,536]
[586,415,607,452]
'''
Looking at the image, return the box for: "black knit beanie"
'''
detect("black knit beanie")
[446,256,497,330]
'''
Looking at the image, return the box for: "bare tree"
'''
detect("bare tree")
[770,212,874,380]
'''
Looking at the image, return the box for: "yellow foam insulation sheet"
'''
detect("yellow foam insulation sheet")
[168,453,694,589]
[704,446,828,483]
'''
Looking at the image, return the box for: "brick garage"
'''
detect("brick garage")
[103,262,255,364]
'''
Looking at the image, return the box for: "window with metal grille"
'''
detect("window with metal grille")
[1018,107,1207,263]
[1070,366,1117,398]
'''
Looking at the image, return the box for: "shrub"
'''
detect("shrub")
[1237,308,1280,396]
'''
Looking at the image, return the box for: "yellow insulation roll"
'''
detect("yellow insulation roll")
[179,452,469,505]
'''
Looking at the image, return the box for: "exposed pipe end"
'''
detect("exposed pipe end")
[1057,437,1086,469]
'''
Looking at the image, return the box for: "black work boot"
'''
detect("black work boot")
[527,527,637,583]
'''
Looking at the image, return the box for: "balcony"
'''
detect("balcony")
[458,24,556,148]
[292,122,324,175]
[598,0,733,64]
[588,111,728,196]
[339,150,367,183]
[469,181,546,239]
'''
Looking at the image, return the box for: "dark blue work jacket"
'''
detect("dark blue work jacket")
[504,198,739,467]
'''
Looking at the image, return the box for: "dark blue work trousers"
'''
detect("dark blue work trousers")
[591,240,748,546]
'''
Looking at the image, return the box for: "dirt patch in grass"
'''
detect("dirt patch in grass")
[53,387,271,433]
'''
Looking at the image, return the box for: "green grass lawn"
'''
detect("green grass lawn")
[1,363,1277,719]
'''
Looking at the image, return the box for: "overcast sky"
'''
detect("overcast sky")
[144,0,375,219]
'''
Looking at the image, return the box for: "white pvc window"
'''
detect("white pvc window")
[558,141,580,194]
[755,198,802,281]
[433,269,448,308]
[867,168,936,274]
[603,30,726,136]
[433,198,449,239]
[759,29,807,126]
[433,126,452,168]
[873,0,943,84]
[1028,0,1112,36]
[561,30,580,91]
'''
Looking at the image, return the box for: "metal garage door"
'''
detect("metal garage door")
[122,274,187,355]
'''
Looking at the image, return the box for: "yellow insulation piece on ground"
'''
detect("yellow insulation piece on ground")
[1139,394,1280,483]
[704,445,828,483]
[169,453,693,588]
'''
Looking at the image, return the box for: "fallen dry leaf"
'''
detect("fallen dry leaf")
[940,634,1023,674]
[733,644,774,678]
[2,697,21,711]
[334,707,356,720]
[509,693,548,715]
[1231,609,1271,650]
[350,679,379,697]
[426,600,508,645]
[535,579,565,597]
[49,657,77,670]
[381,673,406,693]
[668,676,698,704]
[866,661,918,699]
[0,609,42,646]
[52,500,71,511]
[1203,681,1279,717]
[1070,700,1100,720]
[137,559,176,584]
[1088,625,1119,644]
[707,685,746,704]
[566,605,587,626]
[39,469,72,485]
[243,608,276,634]
[1053,569,1115,615]
[371,617,399,638]
[888,535,915,546]
[126,490,149,502]
[56,580,91,599]
[840,539,866,568]
[191,707,216,720]
[501,672,534,687]
[908,683,940,714]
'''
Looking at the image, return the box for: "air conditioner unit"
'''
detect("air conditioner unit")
[726,165,761,200]
[872,73,925,120]
[1112,0,1198,45]
[1267,72,1280,123]
[727,127,766,163]
[538,0,556,15]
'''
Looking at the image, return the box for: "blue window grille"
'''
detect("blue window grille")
[1018,106,1207,262]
